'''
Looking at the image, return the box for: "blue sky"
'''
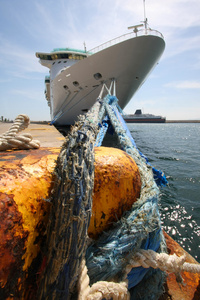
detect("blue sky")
[0,0,200,121]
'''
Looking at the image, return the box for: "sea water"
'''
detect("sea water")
[127,123,200,261]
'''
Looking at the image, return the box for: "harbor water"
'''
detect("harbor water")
[127,123,200,261]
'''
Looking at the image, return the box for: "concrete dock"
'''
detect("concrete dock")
[0,123,65,148]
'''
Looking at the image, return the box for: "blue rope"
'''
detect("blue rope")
[86,94,167,298]
[86,196,165,289]
[96,95,168,186]
[94,117,109,147]
[112,102,168,186]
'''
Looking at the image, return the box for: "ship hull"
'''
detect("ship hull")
[123,118,166,123]
[49,35,165,126]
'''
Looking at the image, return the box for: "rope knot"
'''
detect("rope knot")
[0,114,40,151]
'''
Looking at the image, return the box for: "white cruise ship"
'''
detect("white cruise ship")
[36,21,165,129]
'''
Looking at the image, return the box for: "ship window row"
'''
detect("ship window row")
[61,72,103,90]
[39,53,87,61]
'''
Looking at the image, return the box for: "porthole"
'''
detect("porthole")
[94,73,102,80]
[63,85,69,90]
[135,76,139,80]
[73,81,79,87]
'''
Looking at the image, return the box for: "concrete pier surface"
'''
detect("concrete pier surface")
[0,123,65,148]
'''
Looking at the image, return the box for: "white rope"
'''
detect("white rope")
[78,260,91,300]
[87,281,129,300]
[124,249,200,279]
[78,260,130,300]
[78,248,200,299]
[0,114,40,150]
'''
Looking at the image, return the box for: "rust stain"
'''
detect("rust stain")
[0,192,28,296]
[0,148,60,298]
[160,231,200,299]
[88,147,141,239]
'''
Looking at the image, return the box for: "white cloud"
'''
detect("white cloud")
[165,80,200,89]
[162,32,200,60]
[0,36,46,75]
[119,0,200,27]
[119,0,200,60]
[1,0,200,121]
[10,88,44,101]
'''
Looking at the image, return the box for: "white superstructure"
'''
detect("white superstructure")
[36,25,165,127]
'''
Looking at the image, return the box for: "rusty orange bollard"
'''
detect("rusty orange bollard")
[0,148,60,299]
[88,147,141,239]
[0,147,199,299]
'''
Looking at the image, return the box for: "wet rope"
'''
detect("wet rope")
[0,114,40,150]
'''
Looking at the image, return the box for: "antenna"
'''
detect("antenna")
[83,41,87,52]
[128,24,143,36]
[143,0,148,30]
[128,24,143,30]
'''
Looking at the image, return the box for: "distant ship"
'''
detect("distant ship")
[123,109,166,123]
[36,19,165,128]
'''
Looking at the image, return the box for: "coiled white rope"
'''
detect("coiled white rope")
[78,249,200,299]
[78,259,130,300]
[0,114,40,150]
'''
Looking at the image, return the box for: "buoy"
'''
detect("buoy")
[88,147,141,239]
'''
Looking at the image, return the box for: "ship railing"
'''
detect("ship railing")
[88,28,164,54]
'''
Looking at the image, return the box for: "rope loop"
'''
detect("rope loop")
[0,114,40,151]
[78,260,130,300]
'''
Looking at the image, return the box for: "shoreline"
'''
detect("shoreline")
[166,120,200,123]
[33,120,200,124]
[1,120,200,125]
